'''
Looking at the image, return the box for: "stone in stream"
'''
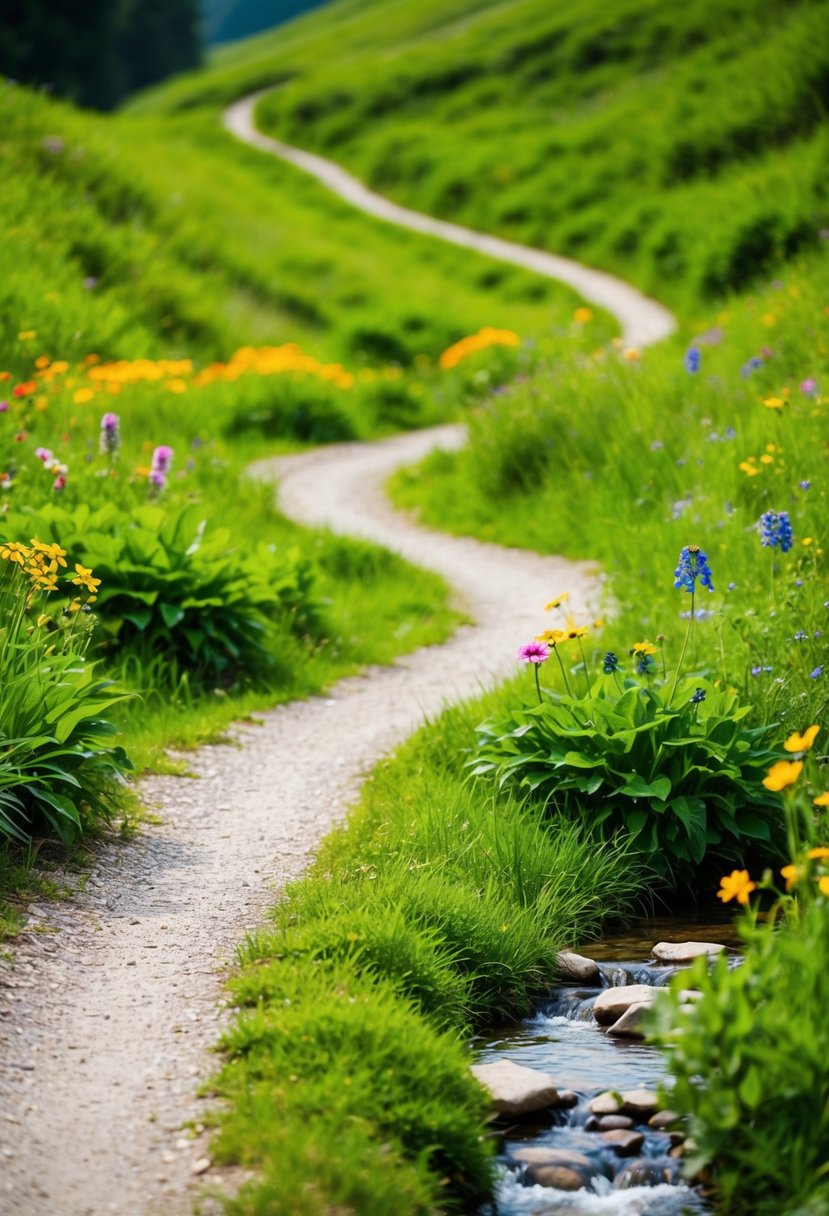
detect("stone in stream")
[593,984,657,1025]
[614,1157,681,1188]
[555,1089,580,1109]
[595,1114,635,1131]
[620,1087,660,1118]
[470,1059,558,1116]
[600,1129,645,1156]
[512,1147,593,1168]
[606,1001,651,1038]
[589,1091,622,1116]
[525,1162,604,1191]
[556,951,601,984]
[651,941,725,964]
[649,1108,682,1131]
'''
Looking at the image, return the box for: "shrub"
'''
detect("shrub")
[0,540,130,845]
[4,502,323,688]
[471,674,784,883]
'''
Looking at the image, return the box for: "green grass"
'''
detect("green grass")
[133,0,829,311]
[207,683,644,1213]
[391,249,829,731]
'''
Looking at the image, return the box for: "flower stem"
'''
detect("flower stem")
[578,639,591,696]
[533,662,542,705]
[553,647,573,697]
[668,589,694,706]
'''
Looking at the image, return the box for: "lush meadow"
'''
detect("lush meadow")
[2,0,828,1212]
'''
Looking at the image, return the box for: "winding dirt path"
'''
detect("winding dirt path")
[0,104,675,1216]
[223,92,675,350]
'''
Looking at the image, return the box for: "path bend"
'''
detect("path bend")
[224,91,676,350]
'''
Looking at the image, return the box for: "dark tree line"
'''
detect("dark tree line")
[0,0,203,110]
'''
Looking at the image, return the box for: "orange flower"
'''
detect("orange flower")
[780,864,802,892]
[784,725,820,753]
[718,869,756,905]
[762,760,803,791]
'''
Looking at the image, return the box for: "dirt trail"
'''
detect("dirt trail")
[0,106,675,1216]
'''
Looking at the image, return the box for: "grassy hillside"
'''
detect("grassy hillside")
[133,0,829,310]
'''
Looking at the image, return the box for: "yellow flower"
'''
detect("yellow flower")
[545,592,570,611]
[573,307,593,324]
[802,537,813,546]
[0,542,31,566]
[535,628,566,646]
[762,759,803,791]
[780,863,802,892]
[818,877,829,897]
[759,454,773,465]
[71,563,102,595]
[763,396,785,410]
[717,869,756,905]
[35,572,59,592]
[739,461,761,476]
[73,388,94,404]
[783,725,820,753]
[813,792,829,807]
[565,616,589,639]
[31,540,67,568]
[631,640,657,656]
[807,847,829,859]
[623,347,640,362]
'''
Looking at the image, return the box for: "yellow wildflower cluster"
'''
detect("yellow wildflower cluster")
[438,327,520,370]
[192,344,355,390]
[0,539,100,602]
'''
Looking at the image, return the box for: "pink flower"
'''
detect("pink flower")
[800,378,818,396]
[517,641,550,664]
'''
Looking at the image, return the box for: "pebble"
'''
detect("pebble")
[600,1129,645,1156]
[651,941,725,964]
[593,985,657,1025]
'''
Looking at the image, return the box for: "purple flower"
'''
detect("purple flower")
[740,356,763,378]
[34,446,53,463]
[149,469,167,491]
[811,667,824,679]
[684,347,701,374]
[674,545,714,593]
[151,444,173,474]
[99,412,120,456]
[793,630,809,642]
[751,666,773,676]
[0,401,8,413]
[800,480,811,491]
[800,378,818,396]
[517,641,549,665]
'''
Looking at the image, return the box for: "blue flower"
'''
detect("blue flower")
[674,545,715,593]
[800,480,812,491]
[793,630,809,642]
[602,652,620,674]
[684,347,701,374]
[751,665,773,676]
[759,510,794,553]
[690,687,706,704]
[811,666,824,679]
[740,356,763,378]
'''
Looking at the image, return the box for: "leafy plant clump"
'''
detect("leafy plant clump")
[5,502,323,689]
[472,674,783,882]
[0,540,130,845]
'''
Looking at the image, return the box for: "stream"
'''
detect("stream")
[476,920,740,1216]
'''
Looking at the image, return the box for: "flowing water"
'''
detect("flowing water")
[477,921,739,1216]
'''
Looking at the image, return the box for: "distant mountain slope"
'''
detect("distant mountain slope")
[200,0,327,43]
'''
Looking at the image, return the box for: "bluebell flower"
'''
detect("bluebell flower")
[751,665,773,676]
[740,356,764,378]
[793,630,809,642]
[811,666,824,679]
[674,545,715,593]
[800,480,812,491]
[684,347,701,374]
[636,653,654,676]
[759,510,794,552]
[602,652,620,674]
[690,687,706,704]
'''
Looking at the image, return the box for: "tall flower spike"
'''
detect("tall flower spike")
[759,510,794,553]
[673,545,714,593]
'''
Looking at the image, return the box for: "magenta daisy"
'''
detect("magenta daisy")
[517,640,550,664]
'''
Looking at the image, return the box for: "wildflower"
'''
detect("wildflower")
[783,725,820,754]
[759,510,794,552]
[71,563,101,596]
[717,869,756,905]
[800,480,812,490]
[631,640,658,656]
[807,847,829,859]
[819,877,829,896]
[517,641,549,665]
[814,793,829,807]
[780,864,802,892]
[564,617,589,639]
[800,378,818,395]
[636,653,655,676]
[0,541,30,565]
[763,396,785,410]
[34,447,53,463]
[811,667,824,679]
[99,412,120,456]
[31,540,67,570]
[740,357,763,378]
[151,445,173,474]
[0,402,7,412]
[793,630,809,642]
[535,628,566,646]
[573,308,592,324]
[751,665,772,675]
[602,652,620,674]
[690,688,706,704]
[762,760,803,791]
[545,592,570,610]
[684,347,701,373]
[673,545,714,593]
